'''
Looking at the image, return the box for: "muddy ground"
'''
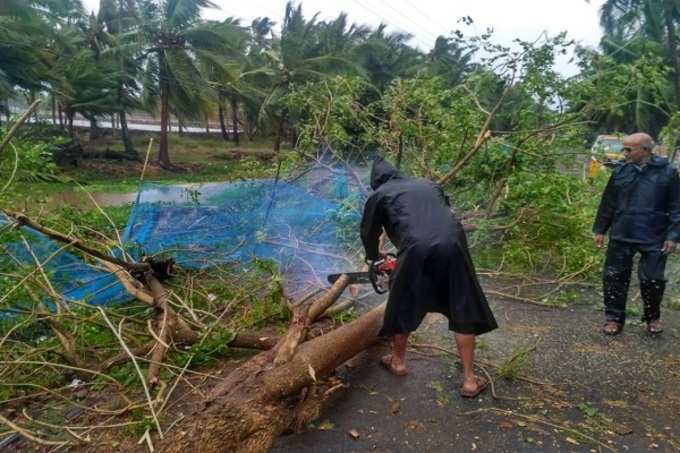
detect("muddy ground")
[272,289,680,453]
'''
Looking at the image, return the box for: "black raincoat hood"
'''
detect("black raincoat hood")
[360,157,498,337]
[593,153,680,244]
[370,157,404,190]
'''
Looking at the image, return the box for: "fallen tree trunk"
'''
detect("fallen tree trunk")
[160,292,385,453]
[228,315,343,351]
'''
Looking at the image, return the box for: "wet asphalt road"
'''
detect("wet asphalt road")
[272,293,680,453]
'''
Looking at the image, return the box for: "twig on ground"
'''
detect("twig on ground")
[461,408,617,453]
[408,342,556,388]
[0,361,130,395]
[485,289,564,308]
[0,413,70,447]
[0,383,131,416]
[98,308,163,439]
[0,240,77,306]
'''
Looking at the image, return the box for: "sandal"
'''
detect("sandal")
[460,376,488,398]
[647,319,664,335]
[380,354,408,376]
[602,321,623,336]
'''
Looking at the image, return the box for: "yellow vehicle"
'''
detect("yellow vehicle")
[585,134,624,178]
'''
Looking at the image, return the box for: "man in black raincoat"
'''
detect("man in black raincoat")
[593,132,680,335]
[361,157,497,398]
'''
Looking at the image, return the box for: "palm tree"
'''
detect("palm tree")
[244,2,365,151]
[135,0,242,169]
[234,17,275,141]
[200,20,252,146]
[0,0,57,111]
[600,0,680,105]
[426,36,474,87]
[50,20,119,138]
[78,11,113,139]
[0,0,111,130]
[99,0,141,158]
[352,24,423,93]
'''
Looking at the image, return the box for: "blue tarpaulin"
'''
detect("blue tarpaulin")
[0,163,365,308]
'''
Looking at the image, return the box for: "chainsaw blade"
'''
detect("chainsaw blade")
[327,272,371,285]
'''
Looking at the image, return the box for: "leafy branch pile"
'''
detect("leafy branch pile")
[0,206,290,447]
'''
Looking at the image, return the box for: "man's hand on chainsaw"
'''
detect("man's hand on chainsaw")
[365,254,384,264]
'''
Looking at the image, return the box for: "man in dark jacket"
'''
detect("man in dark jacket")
[593,132,680,335]
[361,157,497,398]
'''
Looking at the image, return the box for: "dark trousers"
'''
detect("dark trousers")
[603,240,667,324]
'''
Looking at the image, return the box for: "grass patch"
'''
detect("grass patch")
[428,380,452,406]
[73,132,298,184]
[497,345,533,381]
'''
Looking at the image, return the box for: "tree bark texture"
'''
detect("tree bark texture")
[67,111,75,138]
[51,95,56,126]
[274,112,286,152]
[664,0,680,105]
[158,57,172,169]
[160,301,385,453]
[218,102,230,141]
[89,118,102,141]
[58,103,64,130]
[230,96,240,146]
[159,275,381,453]
[119,111,137,158]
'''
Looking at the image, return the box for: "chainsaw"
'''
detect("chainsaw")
[327,253,397,294]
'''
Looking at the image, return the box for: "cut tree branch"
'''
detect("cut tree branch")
[0,99,41,158]
[3,211,150,272]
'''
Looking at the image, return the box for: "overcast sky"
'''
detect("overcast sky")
[81,0,607,75]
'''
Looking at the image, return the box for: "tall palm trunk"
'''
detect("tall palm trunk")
[51,95,56,126]
[58,103,64,131]
[117,72,137,158]
[66,110,75,137]
[290,128,297,148]
[664,0,680,105]
[29,92,38,123]
[230,96,239,146]
[158,60,172,168]
[89,118,102,140]
[120,111,137,158]
[218,102,229,141]
[274,110,287,152]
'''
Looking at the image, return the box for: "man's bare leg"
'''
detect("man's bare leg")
[381,333,409,375]
[455,333,485,395]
